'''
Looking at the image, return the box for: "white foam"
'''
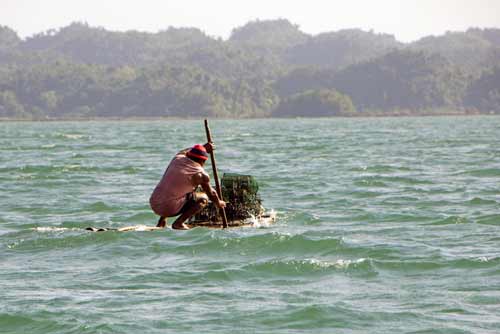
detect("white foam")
[305,258,367,269]
[130,225,152,231]
[333,258,367,269]
[248,209,276,228]
[61,134,85,139]
[62,164,81,170]
[32,227,77,232]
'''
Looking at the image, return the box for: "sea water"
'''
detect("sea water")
[1,117,499,333]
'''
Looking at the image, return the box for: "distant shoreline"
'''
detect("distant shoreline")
[2,23,499,120]
[1,111,496,122]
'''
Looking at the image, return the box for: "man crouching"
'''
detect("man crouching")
[150,143,226,230]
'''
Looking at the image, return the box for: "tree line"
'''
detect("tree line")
[0,20,499,119]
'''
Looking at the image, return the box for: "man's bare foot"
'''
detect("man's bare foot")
[172,222,190,230]
[156,217,167,228]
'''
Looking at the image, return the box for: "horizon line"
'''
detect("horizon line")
[3,19,500,44]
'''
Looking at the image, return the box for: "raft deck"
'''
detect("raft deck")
[86,212,276,232]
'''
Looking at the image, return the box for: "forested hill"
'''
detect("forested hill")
[1,20,499,119]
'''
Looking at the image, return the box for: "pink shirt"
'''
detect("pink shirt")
[149,154,205,217]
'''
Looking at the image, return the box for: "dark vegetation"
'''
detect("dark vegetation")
[0,20,499,119]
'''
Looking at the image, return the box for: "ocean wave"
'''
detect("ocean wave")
[0,313,69,333]
[425,216,471,225]
[466,197,498,206]
[373,256,500,272]
[457,168,500,177]
[350,165,413,173]
[353,178,389,188]
[241,257,375,277]
[0,165,140,175]
[176,231,347,257]
[476,214,500,225]
[5,229,122,251]
[54,132,89,140]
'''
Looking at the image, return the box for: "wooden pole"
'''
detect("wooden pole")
[204,119,228,228]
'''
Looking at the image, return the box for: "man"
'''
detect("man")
[150,143,226,230]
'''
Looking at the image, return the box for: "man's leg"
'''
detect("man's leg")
[156,216,167,228]
[172,193,208,230]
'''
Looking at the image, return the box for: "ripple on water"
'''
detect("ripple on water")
[240,257,375,278]
[476,214,500,226]
[425,216,471,226]
[0,314,72,334]
[457,168,500,177]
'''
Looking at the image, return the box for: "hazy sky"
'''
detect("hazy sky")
[1,0,499,42]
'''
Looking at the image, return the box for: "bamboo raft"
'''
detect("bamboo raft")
[85,211,276,232]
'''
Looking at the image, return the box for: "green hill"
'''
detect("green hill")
[0,21,499,118]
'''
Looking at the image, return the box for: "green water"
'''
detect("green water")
[1,117,499,333]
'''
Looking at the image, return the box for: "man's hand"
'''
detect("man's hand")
[204,142,215,154]
[217,200,226,209]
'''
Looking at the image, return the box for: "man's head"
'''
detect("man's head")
[186,144,209,165]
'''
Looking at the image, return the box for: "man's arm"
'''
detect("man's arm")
[194,172,226,208]
[177,148,191,156]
